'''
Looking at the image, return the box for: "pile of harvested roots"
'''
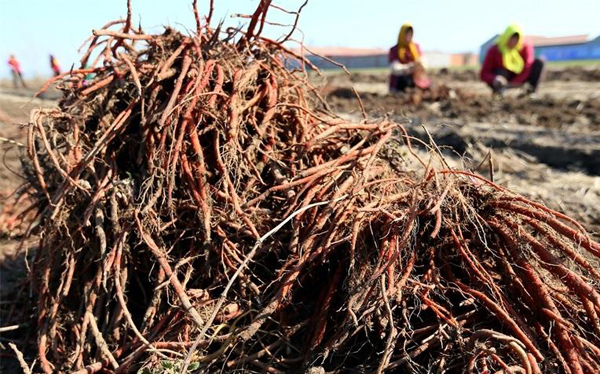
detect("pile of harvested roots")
[7,1,600,373]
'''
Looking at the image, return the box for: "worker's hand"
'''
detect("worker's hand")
[492,75,508,90]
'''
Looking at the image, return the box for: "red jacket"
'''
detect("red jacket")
[8,57,21,73]
[389,43,422,64]
[480,42,534,85]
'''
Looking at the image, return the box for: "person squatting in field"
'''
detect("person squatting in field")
[388,23,431,92]
[480,24,545,96]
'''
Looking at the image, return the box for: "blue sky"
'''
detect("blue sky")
[1,0,599,78]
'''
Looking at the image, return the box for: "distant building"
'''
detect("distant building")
[479,34,600,63]
[298,47,389,70]
[451,53,479,67]
[424,51,452,68]
[293,47,474,70]
[289,34,600,71]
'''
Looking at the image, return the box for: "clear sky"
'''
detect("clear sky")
[1,0,599,78]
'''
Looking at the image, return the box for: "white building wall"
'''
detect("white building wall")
[421,52,452,68]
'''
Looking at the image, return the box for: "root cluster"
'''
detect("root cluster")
[7,1,600,373]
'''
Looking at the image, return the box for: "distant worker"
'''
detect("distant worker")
[388,23,431,92]
[480,24,544,96]
[7,54,27,89]
[50,55,61,76]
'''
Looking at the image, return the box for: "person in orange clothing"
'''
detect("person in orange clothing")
[50,55,61,76]
[388,23,431,92]
[7,54,27,89]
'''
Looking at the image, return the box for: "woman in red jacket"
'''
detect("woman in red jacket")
[389,24,430,92]
[7,55,27,89]
[480,24,544,95]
